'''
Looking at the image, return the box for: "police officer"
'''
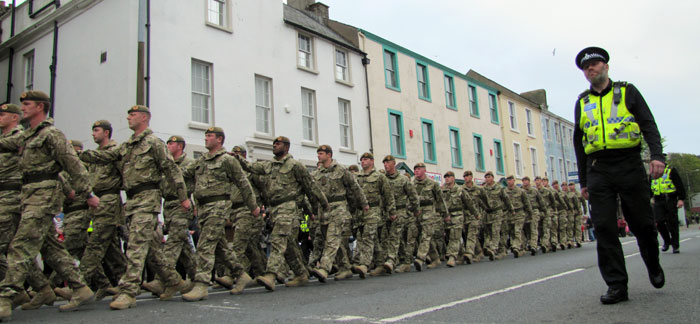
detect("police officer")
[650,158,685,253]
[573,47,665,304]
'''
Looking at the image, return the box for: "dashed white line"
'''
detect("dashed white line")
[375,268,585,323]
[624,252,640,259]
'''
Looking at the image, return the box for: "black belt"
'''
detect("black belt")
[269,196,296,207]
[0,182,21,192]
[419,200,433,207]
[126,182,160,199]
[163,194,179,202]
[94,188,120,198]
[231,201,246,209]
[395,204,407,210]
[22,172,58,185]
[64,204,88,214]
[327,196,346,203]
[368,201,380,208]
[197,194,229,205]
[449,207,463,213]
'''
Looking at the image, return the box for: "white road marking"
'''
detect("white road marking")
[195,304,240,310]
[375,268,585,323]
[624,252,640,259]
[335,315,367,321]
[622,241,635,245]
[679,238,691,243]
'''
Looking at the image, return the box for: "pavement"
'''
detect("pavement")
[7,227,700,323]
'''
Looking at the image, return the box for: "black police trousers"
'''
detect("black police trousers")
[653,198,680,249]
[587,155,660,289]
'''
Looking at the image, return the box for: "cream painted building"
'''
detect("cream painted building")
[468,70,547,180]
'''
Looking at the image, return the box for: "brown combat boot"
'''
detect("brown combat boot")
[181,282,208,302]
[160,279,191,301]
[53,286,72,301]
[109,294,136,310]
[382,262,394,274]
[395,264,411,273]
[333,270,353,281]
[59,286,95,312]
[11,290,30,309]
[214,276,234,290]
[106,286,120,295]
[255,274,276,291]
[427,259,442,269]
[446,256,456,267]
[463,254,473,264]
[513,249,521,258]
[22,285,56,310]
[413,259,424,272]
[141,279,164,296]
[285,274,309,287]
[369,266,385,276]
[353,265,368,279]
[0,297,12,321]
[230,272,253,295]
[311,268,328,283]
[94,287,110,302]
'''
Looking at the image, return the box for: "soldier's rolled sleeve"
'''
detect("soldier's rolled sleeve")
[380,175,396,215]
[227,157,257,211]
[153,141,187,202]
[79,146,120,164]
[52,132,92,194]
[0,132,22,152]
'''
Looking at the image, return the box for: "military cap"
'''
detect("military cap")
[568,182,576,186]
[522,176,531,181]
[414,162,426,169]
[273,136,290,145]
[534,176,542,180]
[167,135,185,144]
[232,145,246,153]
[92,120,112,131]
[484,171,494,177]
[506,175,515,180]
[575,46,609,70]
[382,155,396,163]
[444,171,455,178]
[543,177,549,181]
[205,126,225,136]
[0,103,21,115]
[317,144,332,154]
[19,90,50,102]
[127,105,150,114]
[70,140,83,149]
[348,164,359,172]
[552,180,559,185]
[360,152,374,160]
[463,170,473,177]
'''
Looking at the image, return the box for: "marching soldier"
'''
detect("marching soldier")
[462,171,488,264]
[535,177,553,253]
[568,182,586,248]
[504,176,533,258]
[481,171,513,261]
[442,171,479,267]
[412,163,447,270]
[522,176,546,255]
[552,180,570,250]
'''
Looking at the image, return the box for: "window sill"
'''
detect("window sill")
[297,66,319,75]
[446,106,458,111]
[424,159,437,165]
[205,22,233,34]
[528,134,536,139]
[301,140,318,148]
[385,85,401,92]
[452,164,463,169]
[254,132,274,141]
[339,147,356,154]
[418,96,432,103]
[510,128,520,134]
[491,121,500,126]
[188,121,211,131]
[335,79,354,87]
[470,113,480,119]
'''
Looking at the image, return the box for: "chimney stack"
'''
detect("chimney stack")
[288,0,329,24]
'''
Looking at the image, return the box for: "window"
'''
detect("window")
[301,88,317,142]
[444,74,456,109]
[568,128,573,146]
[508,101,517,130]
[489,93,499,124]
[554,122,561,143]
[468,85,479,117]
[416,62,430,101]
[473,134,484,172]
[298,34,314,70]
[573,162,578,173]
[388,109,405,158]
[23,51,34,91]
[191,60,212,124]
[549,156,556,181]
[558,158,565,182]
[449,127,462,167]
[338,99,353,149]
[530,147,539,177]
[526,109,534,136]
[544,118,550,140]
[206,0,228,28]
[421,119,436,164]
[562,125,568,145]
[383,48,400,90]
[513,143,523,177]
[335,49,349,82]
[566,160,572,179]
[494,140,505,175]
[255,75,272,135]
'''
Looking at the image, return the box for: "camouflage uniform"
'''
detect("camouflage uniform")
[239,154,328,281]
[80,128,188,297]
[182,148,256,284]
[537,185,553,251]
[0,118,91,299]
[504,185,532,255]
[382,170,418,270]
[568,189,587,246]
[553,187,570,248]
[78,139,127,290]
[462,182,488,261]
[482,182,513,257]
[312,160,366,274]
[353,168,395,269]
[59,171,91,260]
[522,185,546,252]
[442,184,478,261]
[229,170,267,278]
[413,177,447,264]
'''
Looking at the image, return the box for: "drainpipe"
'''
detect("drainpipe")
[145,0,150,107]
[49,21,58,117]
[10,0,15,37]
[5,47,12,103]
[362,53,372,154]
[558,117,568,182]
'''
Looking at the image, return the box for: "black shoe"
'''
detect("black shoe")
[672,248,679,254]
[530,247,537,256]
[600,287,629,305]
[661,243,670,252]
[648,266,665,289]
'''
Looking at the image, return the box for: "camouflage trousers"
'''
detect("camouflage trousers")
[230,206,266,277]
[557,210,569,246]
[162,200,196,280]
[538,209,551,249]
[63,208,91,260]
[415,209,440,262]
[570,211,582,244]
[265,201,307,278]
[372,222,390,269]
[433,221,446,261]
[445,214,464,259]
[317,202,351,273]
[353,206,382,268]
[523,210,540,250]
[503,212,525,253]
[399,217,419,265]
[383,210,411,268]
[0,209,50,290]
[337,216,353,272]
[462,218,480,258]
[483,210,503,252]
[79,193,127,289]
[193,200,239,284]
[308,218,323,267]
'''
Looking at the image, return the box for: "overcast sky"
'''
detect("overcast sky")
[319,0,699,155]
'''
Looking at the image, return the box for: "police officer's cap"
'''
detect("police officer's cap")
[232,145,246,153]
[0,103,22,115]
[127,105,150,115]
[484,171,494,177]
[167,135,186,144]
[317,144,332,154]
[444,171,455,178]
[463,170,473,177]
[92,120,112,132]
[273,136,290,145]
[70,140,83,150]
[205,127,225,136]
[382,155,396,163]
[19,90,50,102]
[360,152,374,160]
[414,162,426,169]
[575,46,609,70]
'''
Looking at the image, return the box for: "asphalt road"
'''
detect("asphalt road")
[9,227,700,324]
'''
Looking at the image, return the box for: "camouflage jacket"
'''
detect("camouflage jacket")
[60,169,89,210]
[356,167,396,217]
[87,140,122,196]
[385,171,418,214]
[482,182,513,213]
[162,153,194,200]
[553,188,570,211]
[538,186,554,211]
[523,185,547,214]
[0,126,23,213]
[578,192,588,214]
[312,160,367,209]
[413,176,447,218]
[231,169,266,209]
[505,186,533,217]
[442,183,479,220]
[463,182,489,213]
[182,148,255,211]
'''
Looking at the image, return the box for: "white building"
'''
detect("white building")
[0,0,370,166]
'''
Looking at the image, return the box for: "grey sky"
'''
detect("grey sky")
[320,0,699,155]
